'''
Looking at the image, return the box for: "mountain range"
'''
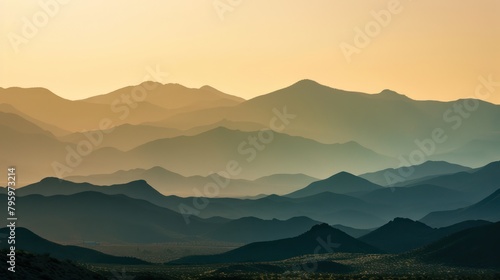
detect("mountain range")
[3,80,500,186]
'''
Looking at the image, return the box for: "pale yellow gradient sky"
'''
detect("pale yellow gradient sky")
[1,0,499,103]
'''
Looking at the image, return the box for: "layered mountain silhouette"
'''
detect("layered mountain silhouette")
[65,168,318,197]
[359,218,491,253]
[2,79,500,274]
[17,175,499,230]
[170,223,380,264]
[7,178,386,229]
[0,227,147,264]
[4,81,500,186]
[148,80,500,166]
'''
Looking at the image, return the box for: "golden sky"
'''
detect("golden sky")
[1,0,499,103]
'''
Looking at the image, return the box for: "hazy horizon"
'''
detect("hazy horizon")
[1,0,499,103]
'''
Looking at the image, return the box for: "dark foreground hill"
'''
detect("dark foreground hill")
[170,223,380,264]
[0,250,106,280]
[412,222,500,269]
[0,227,147,264]
[359,218,491,253]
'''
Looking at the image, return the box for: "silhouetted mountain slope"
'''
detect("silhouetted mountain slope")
[18,178,178,212]
[359,218,491,253]
[0,227,147,264]
[0,192,217,243]
[406,161,500,200]
[286,172,381,198]
[413,222,500,268]
[359,161,472,186]
[420,188,500,227]
[19,177,162,198]
[0,250,106,280]
[359,184,472,219]
[203,216,322,243]
[170,224,380,264]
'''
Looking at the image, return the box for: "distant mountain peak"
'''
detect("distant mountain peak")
[320,171,373,185]
[199,85,219,92]
[138,81,163,87]
[286,170,381,198]
[329,171,356,179]
[309,223,333,232]
[40,177,63,183]
[377,89,410,100]
[294,79,321,86]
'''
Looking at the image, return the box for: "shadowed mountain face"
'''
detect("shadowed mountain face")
[420,188,500,228]
[359,218,491,253]
[0,227,147,264]
[286,171,382,198]
[413,222,500,269]
[170,223,381,264]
